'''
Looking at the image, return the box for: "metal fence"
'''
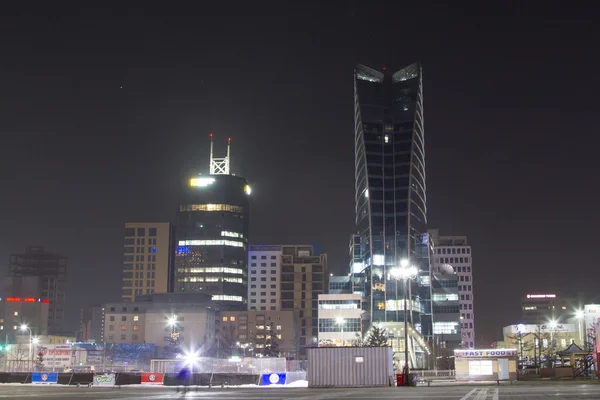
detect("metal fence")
[417,370,456,378]
[150,357,291,375]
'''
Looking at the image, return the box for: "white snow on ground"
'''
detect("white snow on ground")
[0,380,310,389]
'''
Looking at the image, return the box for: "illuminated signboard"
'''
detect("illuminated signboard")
[526,294,556,299]
[24,298,35,303]
[6,297,21,302]
[454,349,518,358]
[190,177,215,187]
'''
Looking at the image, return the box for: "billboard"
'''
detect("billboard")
[32,372,58,384]
[141,372,164,385]
[93,373,115,386]
[36,345,72,370]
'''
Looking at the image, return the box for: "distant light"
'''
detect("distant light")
[336,317,345,325]
[526,294,556,299]
[576,310,585,319]
[190,177,216,187]
[382,66,387,71]
[244,184,251,195]
[209,133,213,137]
[32,337,40,345]
[228,137,231,141]
[19,324,28,332]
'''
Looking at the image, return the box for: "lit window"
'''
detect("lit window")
[133,316,139,322]
[121,325,127,331]
[133,325,139,331]
[222,316,228,322]
[13,312,18,316]
[384,135,389,143]
[230,317,236,322]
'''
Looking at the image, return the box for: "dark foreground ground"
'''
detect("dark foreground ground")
[2,382,600,399]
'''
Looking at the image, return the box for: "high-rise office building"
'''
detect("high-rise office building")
[248,245,283,311]
[429,229,475,348]
[175,135,250,308]
[8,246,67,334]
[78,305,104,344]
[122,222,176,302]
[279,245,327,358]
[351,63,432,343]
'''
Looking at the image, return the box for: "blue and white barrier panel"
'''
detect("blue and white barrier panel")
[32,372,58,384]
[261,372,286,385]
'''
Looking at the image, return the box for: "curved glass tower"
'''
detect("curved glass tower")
[353,63,432,342]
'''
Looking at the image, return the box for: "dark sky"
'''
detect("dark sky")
[1,2,598,344]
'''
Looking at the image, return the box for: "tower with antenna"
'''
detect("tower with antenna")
[209,133,231,175]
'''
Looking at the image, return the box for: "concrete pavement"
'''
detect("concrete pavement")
[1,382,600,399]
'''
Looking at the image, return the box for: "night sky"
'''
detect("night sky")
[1,2,598,344]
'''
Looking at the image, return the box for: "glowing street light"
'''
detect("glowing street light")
[575,310,585,348]
[336,317,345,346]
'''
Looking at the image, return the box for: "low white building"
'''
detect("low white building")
[317,294,363,347]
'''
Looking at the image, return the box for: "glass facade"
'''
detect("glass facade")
[175,174,249,307]
[352,63,433,342]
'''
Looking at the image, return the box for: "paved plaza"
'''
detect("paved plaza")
[1,382,600,399]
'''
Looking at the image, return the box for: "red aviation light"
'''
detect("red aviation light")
[6,297,21,302]
[43,299,50,304]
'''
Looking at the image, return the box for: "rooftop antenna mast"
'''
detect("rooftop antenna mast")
[209,133,231,175]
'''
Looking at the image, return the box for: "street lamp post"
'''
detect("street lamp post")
[575,310,585,349]
[19,325,32,372]
[336,317,345,346]
[390,260,419,386]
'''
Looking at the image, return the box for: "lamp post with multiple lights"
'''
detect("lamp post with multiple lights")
[390,259,419,386]
[19,325,32,371]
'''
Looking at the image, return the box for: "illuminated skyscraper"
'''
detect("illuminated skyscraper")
[175,135,250,308]
[351,63,433,345]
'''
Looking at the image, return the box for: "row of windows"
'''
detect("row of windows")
[124,263,157,271]
[433,322,459,335]
[250,284,276,289]
[461,312,473,320]
[437,257,470,264]
[460,294,472,301]
[329,281,350,290]
[180,204,244,213]
[250,255,278,260]
[123,255,157,263]
[250,291,277,296]
[318,318,361,332]
[107,334,140,341]
[250,299,277,304]
[459,275,471,282]
[178,240,245,248]
[178,277,243,283]
[108,324,140,331]
[432,293,458,302]
[250,270,276,275]
[461,322,474,329]
[460,303,473,310]
[250,277,277,282]
[124,238,158,246]
[122,279,155,287]
[459,285,472,293]
[124,246,158,254]
[455,266,471,273]
[318,300,361,310]
[125,228,158,237]
[250,263,277,267]
[177,267,244,275]
[250,306,277,311]
[436,247,470,255]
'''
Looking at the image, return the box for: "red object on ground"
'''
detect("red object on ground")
[396,373,405,386]
[141,372,164,384]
